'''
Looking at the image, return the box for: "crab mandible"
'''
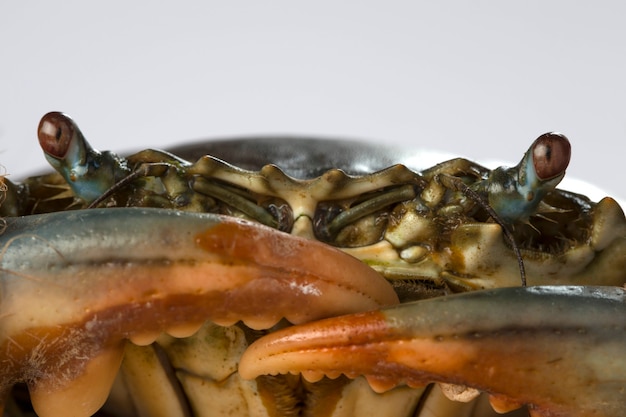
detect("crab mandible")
[0,112,624,417]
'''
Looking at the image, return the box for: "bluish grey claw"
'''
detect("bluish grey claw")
[240,286,626,417]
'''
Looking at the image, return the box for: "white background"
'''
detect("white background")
[1,2,625,204]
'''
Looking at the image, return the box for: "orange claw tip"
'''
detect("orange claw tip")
[194,219,399,314]
[239,286,626,417]
[238,310,391,380]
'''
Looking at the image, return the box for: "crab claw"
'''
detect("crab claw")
[240,286,626,417]
[0,208,397,417]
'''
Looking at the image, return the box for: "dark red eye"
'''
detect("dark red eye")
[532,132,571,180]
[38,112,75,158]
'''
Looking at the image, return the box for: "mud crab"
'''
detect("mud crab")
[0,112,624,417]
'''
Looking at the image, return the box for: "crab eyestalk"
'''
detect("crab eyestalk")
[472,132,571,223]
[0,208,398,417]
[37,111,130,204]
[240,286,626,417]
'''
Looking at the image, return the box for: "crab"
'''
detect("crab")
[0,112,624,417]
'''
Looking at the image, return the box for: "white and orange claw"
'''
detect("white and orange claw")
[239,286,626,417]
[0,207,397,417]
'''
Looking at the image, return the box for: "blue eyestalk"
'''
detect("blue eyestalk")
[37,112,130,204]
[472,132,571,223]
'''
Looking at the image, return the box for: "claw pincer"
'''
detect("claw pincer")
[0,208,397,417]
[240,286,626,417]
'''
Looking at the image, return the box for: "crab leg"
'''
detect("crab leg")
[239,286,626,417]
[0,208,398,417]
